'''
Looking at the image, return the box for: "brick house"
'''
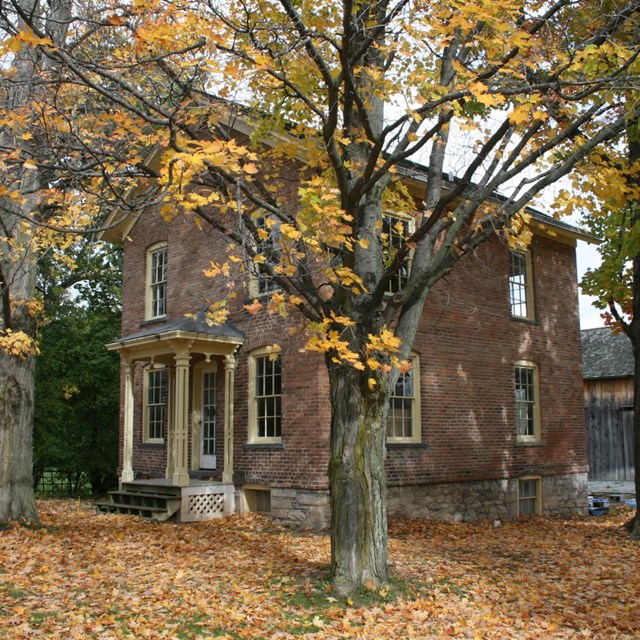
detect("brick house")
[100,151,592,526]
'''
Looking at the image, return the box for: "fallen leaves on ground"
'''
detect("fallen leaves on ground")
[0,500,638,639]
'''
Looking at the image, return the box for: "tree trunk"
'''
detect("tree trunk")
[328,362,388,595]
[628,340,640,538]
[0,0,72,524]
[626,129,640,539]
[0,351,38,523]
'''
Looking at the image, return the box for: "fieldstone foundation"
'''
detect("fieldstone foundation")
[259,472,588,529]
[388,472,589,522]
[270,488,331,530]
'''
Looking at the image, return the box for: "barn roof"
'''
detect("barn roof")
[581,327,634,380]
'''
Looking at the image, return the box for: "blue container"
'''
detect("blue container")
[588,496,610,516]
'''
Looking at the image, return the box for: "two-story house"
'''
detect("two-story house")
[99,149,591,527]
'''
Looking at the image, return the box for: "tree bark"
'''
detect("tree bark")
[0,351,38,523]
[0,0,71,524]
[628,335,640,538]
[626,130,640,539]
[328,361,388,595]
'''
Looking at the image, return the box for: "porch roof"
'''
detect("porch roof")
[107,311,244,361]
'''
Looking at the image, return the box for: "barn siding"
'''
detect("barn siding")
[584,378,635,481]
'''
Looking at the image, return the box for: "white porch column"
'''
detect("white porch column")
[172,351,191,486]
[222,352,236,483]
[165,365,176,480]
[121,361,135,483]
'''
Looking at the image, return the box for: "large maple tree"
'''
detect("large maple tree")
[579,124,640,538]
[1,0,639,593]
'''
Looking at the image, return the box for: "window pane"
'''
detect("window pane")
[509,251,530,318]
[254,355,282,439]
[387,367,414,439]
[383,214,411,293]
[146,369,167,441]
[149,246,167,317]
[519,478,539,515]
[515,365,536,438]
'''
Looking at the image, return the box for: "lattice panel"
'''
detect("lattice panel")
[187,493,225,516]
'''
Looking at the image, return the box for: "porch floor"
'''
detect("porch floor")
[128,478,223,488]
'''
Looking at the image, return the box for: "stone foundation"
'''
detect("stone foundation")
[388,472,589,522]
[269,488,331,530]
[258,473,588,529]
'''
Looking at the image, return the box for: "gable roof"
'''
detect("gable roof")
[99,116,597,247]
[581,327,634,380]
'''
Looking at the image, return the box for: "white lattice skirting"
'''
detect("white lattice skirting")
[180,484,235,522]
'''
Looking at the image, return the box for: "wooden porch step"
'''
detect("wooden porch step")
[109,490,181,501]
[95,485,182,522]
[95,500,179,522]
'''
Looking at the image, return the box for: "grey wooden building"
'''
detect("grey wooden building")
[582,328,635,481]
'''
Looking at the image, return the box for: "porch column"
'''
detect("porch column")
[165,365,176,480]
[222,353,236,483]
[121,361,135,483]
[172,351,191,486]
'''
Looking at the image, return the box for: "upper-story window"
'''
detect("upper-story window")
[386,355,421,443]
[248,347,282,443]
[509,250,534,320]
[256,216,281,295]
[383,213,412,294]
[146,243,167,320]
[514,361,541,442]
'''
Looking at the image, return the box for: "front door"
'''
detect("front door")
[200,370,217,469]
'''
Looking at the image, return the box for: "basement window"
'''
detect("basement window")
[244,486,272,514]
[518,477,542,516]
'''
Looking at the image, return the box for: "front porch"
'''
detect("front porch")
[105,313,244,522]
[97,478,236,523]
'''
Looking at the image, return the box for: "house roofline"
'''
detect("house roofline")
[98,113,596,247]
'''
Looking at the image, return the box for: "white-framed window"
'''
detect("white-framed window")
[247,215,281,297]
[143,367,168,443]
[509,250,534,320]
[248,347,282,442]
[383,213,413,294]
[518,476,542,515]
[514,361,541,442]
[387,355,421,443]
[146,243,168,320]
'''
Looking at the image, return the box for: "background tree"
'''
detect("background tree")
[0,0,76,524]
[34,242,121,496]
[4,0,640,592]
[579,122,640,538]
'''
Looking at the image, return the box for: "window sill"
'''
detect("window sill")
[386,442,429,450]
[141,441,165,448]
[244,442,285,451]
[516,438,545,446]
[510,315,538,325]
[140,316,167,327]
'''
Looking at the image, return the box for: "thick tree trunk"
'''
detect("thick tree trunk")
[328,362,388,595]
[626,131,640,539]
[0,351,38,523]
[0,0,71,524]
[628,343,640,538]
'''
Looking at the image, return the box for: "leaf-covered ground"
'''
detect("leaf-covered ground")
[1,500,638,639]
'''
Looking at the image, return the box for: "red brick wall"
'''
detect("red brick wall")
[116,206,587,490]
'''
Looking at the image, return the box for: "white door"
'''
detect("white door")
[200,371,217,469]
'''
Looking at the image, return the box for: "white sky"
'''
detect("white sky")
[576,242,604,329]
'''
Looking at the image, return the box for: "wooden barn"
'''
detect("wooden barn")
[582,328,635,482]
